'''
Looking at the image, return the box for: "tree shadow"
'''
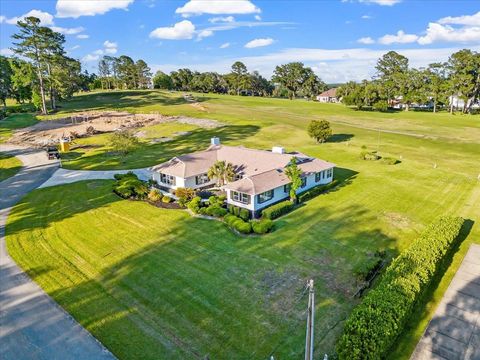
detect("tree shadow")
[328,134,354,143]
[62,124,260,170]
[5,180,401,359]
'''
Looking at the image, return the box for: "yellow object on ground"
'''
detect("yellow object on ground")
[59,140,70,152]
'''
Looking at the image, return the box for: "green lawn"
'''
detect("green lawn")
[0,153,22,182]
[5,90,480,359]
[0,113,38,143]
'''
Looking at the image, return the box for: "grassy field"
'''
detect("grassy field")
[0,113,37,143]
[0,153,22,182]
[5,90,480,359]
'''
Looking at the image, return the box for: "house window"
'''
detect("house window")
[232,191,250,204]
[195,173,209,185]
[300,177,307,188]
[327,168,333,178]
[257,190,274,204]
[160,173,176,185]
[284,184,291,193]
[315,172,322,182]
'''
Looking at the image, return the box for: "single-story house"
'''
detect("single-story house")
[316,88,339,103]
[151,138,335,217]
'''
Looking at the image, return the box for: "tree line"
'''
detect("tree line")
[97,55,152,90]
[151,61,327,99]
[0,17,93,114]
[337,49,480,114]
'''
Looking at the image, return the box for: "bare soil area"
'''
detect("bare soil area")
[8,111,223,147]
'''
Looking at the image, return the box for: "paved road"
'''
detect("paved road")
[39,167,151,188]
[0,145,115,360]
[410,244,480,360]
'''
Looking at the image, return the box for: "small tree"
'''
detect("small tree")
[284,157,303,203]
[307,120,332,143]
[109,130,139,155]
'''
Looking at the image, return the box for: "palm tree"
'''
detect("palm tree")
[208,160,235,186]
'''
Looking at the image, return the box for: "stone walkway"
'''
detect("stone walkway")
[0,145,116,360]
[39,167,152,188]
[410,244,480,360]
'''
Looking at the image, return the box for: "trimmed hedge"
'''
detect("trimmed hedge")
[162,195,172,203]
[251,219,274,234]
[187,196,202,213]
[262,200,295,220]
[336,216,464,359]
[298,180,339,202]
[113,173,147,199]
[224,214,252,234]
[205,205,228,218]
[239,208,250,221]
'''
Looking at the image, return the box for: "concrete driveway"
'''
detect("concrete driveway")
[0,145,115,360]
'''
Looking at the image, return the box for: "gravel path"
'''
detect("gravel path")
[0,145,116,360]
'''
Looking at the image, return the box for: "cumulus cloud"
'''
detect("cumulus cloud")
[4,9,54,26]
[0,16,6,23]
[50,26,85,35]
[208,16,235,23]
[150,20,196,40]
[417,22,480,45]
[361,15,372,19]
[254,15,261,21]
[82,40,118,62]
[245,38,274,48]
[197,29,214,40]
[220,42,230,48]
[357,36,375,44]
[0,48,14,56]
[103,40,118,54]
[378,30,418,44]
[438,11,480,26]
[82,54,100,62]
[56,0,134,18]
[176,0,260,17]
[77,34,89,39]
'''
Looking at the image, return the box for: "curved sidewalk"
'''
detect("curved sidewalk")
[0,145,116,360]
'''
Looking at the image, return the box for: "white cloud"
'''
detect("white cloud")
[357,36,375,44]
[150,20,196,40]
[0,16,6,23]
[378,30,418,44]
[245,37,274,48]
[417,22,480,45]
[197,29,214,40]
[176,0,261,17]
[77,34,89,39]
[255,15,261,21]
[5,9,54,26]
[82,54,100,62]
[50,26,85,35]
[361,15,372,19]
[70,45,80,50]
[103,40,118,54]
[438,11,480,26]
[359,0,401,5]
[151,45,480,83]
[208,16,235,23]
[56,0,134,18]
[0,48,14,56]
[220,42,230,48]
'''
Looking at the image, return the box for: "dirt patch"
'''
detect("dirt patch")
[8,110,223,147]
[382,211,411,229]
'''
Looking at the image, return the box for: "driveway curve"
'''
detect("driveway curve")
[0,145,116,360]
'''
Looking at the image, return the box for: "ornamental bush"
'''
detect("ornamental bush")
[239,208,250,221]
[251,219,274,234]
[336,216,464,360]
[224,214,252,234]
[205,205,228,218]
[162,195,172,203]
[113,173,148,199]
[262,201,295,220]
[187,196,202,213]
[298,180,338,202]
[148,188,162,202]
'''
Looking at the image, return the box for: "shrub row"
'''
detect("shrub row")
[228,204,250,220]
[113,172,148,199]
[224,214,251,234]
[251,218,274,234]
[262,200,295,220]
[336,216,464,359]
[298,180,339,203]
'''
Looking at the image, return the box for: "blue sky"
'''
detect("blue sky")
[1,0,479,83]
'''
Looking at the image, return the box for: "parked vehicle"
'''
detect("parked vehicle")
[46,146,60,160]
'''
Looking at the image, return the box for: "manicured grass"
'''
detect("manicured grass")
[0,113,38,143]
[0,153,22,182]
[6,90,480,359]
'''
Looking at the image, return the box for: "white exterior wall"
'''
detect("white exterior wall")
[184,175,216,189]
[152,172,185,190]
[226,190,255,211]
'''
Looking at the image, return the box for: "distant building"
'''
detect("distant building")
[316,88,339,103]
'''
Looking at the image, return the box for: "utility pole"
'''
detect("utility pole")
[304,279,315,360]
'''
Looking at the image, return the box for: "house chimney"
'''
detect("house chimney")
[211,137,220,146]
[272,146,285,154]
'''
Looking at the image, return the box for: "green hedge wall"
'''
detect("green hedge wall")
[336,216,464,359]
[261,200,295,220]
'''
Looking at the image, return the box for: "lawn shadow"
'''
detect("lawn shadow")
[63,124,260,170]
[328,133,354,143]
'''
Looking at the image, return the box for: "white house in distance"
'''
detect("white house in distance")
[316,88,339,103]
[151,138,335,217]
